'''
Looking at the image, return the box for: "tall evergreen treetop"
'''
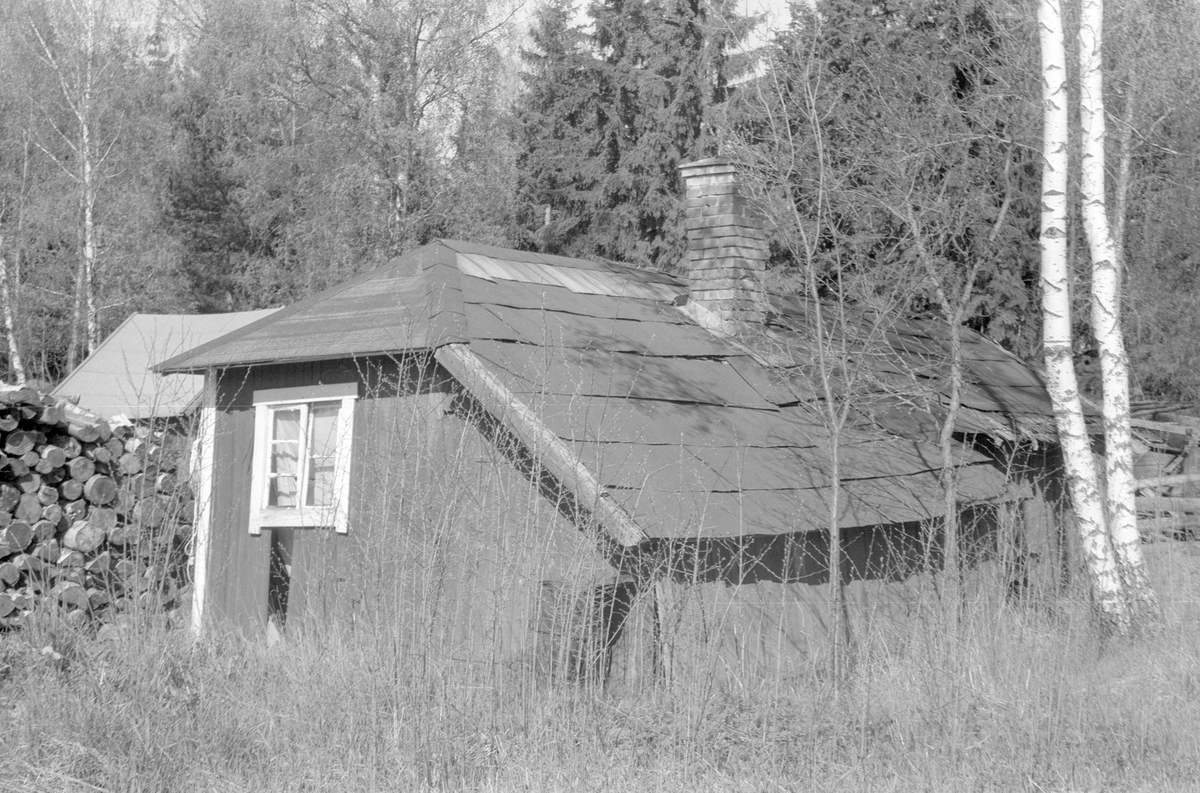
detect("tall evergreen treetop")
[517,0,750,269]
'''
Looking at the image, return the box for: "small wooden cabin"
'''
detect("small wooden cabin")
[156,162,1069,685]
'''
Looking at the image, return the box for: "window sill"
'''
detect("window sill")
[250,508,346,534]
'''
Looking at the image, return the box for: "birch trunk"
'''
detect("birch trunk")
[0,237,25,384]
[79,0,99,358]
[33,0,104,369]
[68,225,86,373]
[1039,0,1129,633]
[3,134,32,385]
[1112,71,1136,257]
[1079,0,1159,625]
[82,143,99,357]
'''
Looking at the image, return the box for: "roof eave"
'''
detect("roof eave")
[157,345,443,375]
[153,241,459,374]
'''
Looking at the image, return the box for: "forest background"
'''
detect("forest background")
[1,0,1198,401]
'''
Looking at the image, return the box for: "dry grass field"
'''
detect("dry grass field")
[3,539,1200,792]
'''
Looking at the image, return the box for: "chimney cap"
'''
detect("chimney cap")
[679,157,738,177]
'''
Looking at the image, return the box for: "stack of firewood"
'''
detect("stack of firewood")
[0,385,194,630]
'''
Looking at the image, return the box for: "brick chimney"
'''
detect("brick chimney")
[678,158,769,336]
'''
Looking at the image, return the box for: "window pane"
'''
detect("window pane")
[271,441,299,476]
[269,408,301,508]
[306,403,340,507]
[272,408,301,441]
[270,475,298,508]
[307,460,336,507]
[309,403,340,457]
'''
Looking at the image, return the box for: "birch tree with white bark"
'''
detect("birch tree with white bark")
[1079,0,1159,624]
[0,237,26,384]
[29,0,115,371]
[1039,0,1129,633]
[0,44,33,385]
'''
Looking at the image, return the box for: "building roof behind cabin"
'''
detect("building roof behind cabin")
[53,310,278,420]
[156,240,1058,539]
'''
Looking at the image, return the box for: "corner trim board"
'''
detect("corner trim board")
[190,369,218,636]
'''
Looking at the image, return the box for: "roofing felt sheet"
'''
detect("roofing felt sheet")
[470,341,775,409]
[467,302,732,356]
[610,488,822,537]
[520,393,831,447]
[775,295,1057,420]
[467,336,1007,537]
[693,431,996,499]
[158,258,465,371]
[689,440,955,491]
[609,478,953,537]
[963,358,1048,391]
[460,275,689,324]
[868,405,943,442]
[727,357,819,404]
[572,436,996,498]
[954,384,1054,414]
[886,331,1048,386]
[573,441,737,493]
[607,263,683,286]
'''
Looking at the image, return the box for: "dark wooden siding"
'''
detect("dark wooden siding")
[205,355,617,676]
[206,398,266,631]
[206,356,426,633]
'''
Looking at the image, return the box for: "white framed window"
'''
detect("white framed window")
[249,383,357,535]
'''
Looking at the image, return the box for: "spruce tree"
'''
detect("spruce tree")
[515,0,606,255]
[516,0,748,269]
